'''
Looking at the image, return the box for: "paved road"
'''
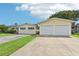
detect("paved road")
[0,35,25,44]
[11,37,79,56]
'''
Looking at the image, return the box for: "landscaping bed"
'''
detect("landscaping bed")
[72,33,79,38]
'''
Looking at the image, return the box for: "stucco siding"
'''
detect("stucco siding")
[18,30,36,34]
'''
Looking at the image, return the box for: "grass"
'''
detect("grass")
[72,33,79,38]
[0,35,36,56]
[0,33,15,37]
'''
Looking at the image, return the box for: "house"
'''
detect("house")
[15,23,37,34]
[75,23,79,33]
[71,21,76,34]
[38,18,72,36]
[71,18,79,33]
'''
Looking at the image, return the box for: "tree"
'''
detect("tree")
[7,27,17,34]
[14,23,18,26]
[49,10,79,20]
[0,25,8,33]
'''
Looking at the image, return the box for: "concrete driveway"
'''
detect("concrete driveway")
[11,37,79,56]
[0,35,25,44]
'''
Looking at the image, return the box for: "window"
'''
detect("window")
[20,27,26,30]
[28,27,34,30]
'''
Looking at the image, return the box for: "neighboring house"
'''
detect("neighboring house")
[15,24,37,34]
[71,22,76,34]
[71,18,79,33]
[75,23,79,33]
[38,18,72,36]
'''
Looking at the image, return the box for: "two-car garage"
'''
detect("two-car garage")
[39,18,72,36]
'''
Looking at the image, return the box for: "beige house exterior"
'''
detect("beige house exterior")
[16,24,37,34]
[38,18,72,36]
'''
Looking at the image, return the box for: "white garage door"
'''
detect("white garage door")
[40,26,54,35]
[40,25,70,36]
[54,25,70,36]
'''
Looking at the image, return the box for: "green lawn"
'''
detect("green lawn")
[72,33,79,38]
[0,33,14,37]
[0,35,36,56]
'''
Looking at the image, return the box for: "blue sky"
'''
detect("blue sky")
[0,3,42,25]
[0,3,79,25]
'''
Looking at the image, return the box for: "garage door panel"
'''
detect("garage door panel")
[54,25,69,36]
[40,26,54,35]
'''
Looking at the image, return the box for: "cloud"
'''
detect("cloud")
[16,3,79,19]
[16,4,30,11]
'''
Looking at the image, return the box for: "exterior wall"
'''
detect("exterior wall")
[18,25,36,34]
[18,30,36,34]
